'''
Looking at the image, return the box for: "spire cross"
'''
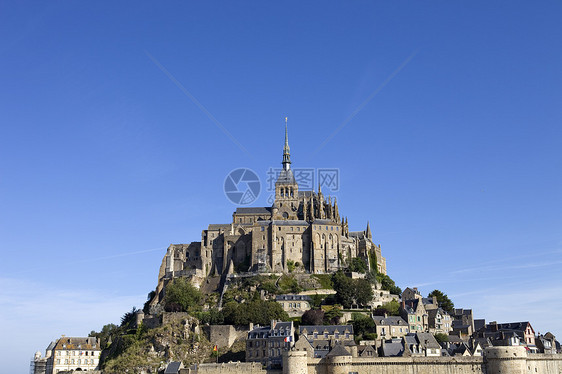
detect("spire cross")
[282,117,291,171]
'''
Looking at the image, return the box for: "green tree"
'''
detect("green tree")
[351,313,375,340]
[120,307,139,328]
[428,290,454,314]
[434,333,449,344]
[348,258,368,273]
[332,271,354,308]
[301,309,325,325]
[89,323,120,349]
[375,273,402,296]
[163,277,202,313]
[332,271,373,308]
[373,299,401,316]
[223,300,289,326]
[143,291,156,314]
[355,279,374,307]
[323,305,343,325]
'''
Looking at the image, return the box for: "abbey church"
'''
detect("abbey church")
[155,124,386,293]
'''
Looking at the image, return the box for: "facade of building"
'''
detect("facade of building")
[154,126,387,301]
[42,336,101,374]
[275,294,312,317]
[427,307,453,334]
[246,321,294,368]
[400,299,428,333]
[372,316,409,341]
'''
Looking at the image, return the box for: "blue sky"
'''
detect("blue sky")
[1,2,561,372]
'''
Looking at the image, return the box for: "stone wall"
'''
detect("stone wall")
[205,325,250,349]
[282,347,562,374]
[180,348,562,374]
[182,362,266,374]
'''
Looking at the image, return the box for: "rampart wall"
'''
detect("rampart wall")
[183,348,562,374]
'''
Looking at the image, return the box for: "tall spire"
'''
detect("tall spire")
[366,221,372,240]
[282,117,291,171]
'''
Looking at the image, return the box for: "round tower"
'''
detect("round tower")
[485,346,527,374]
[327,354,352,374]
[283,350,307,374]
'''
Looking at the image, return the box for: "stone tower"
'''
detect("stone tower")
[273,119,299,221]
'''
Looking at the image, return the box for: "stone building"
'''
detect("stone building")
[275,294,312,317]
[154,125,387,300]
[372,315,409,341]
[246,320,294,368]
[37,336,101,374]
[427,307,453,334]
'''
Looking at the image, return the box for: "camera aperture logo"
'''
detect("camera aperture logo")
[224,168,261,205]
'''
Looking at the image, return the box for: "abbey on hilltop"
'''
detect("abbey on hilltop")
[155,123,386,292]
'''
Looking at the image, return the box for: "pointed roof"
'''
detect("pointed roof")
[326,344,351,357]
[282,117,291,171]
[366,221,372,240]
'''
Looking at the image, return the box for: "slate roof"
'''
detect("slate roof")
[276,294,312,301]
[313,219,337,225]
[235,207,272,215]
[381,339,405,357]
[276,169,297,184]
[373,316,408,326]
[326,344,351,357]
[416,332,441,349]
[54,337,99,351]
[164,361,183,374]
[248,321,293,339]
[300,325,354,336]
[298,191,315,197]
[272,220,309,226]
[207,224,231,230]
[348,231,366,239]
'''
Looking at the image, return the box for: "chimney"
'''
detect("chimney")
[490,321,498,332]
[413,287,418,292]
[271,320,277,330]
[249,323,254,331]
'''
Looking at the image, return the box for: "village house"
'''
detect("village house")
[372,315,409,341]
[246,321,294,368]
[275,294,311,318]
[404,332,441,357]
[400,299,428,333]
[427,307,453,334]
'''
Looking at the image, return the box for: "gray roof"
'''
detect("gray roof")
[381,339,405,357]
[348,231,369,240]
[298,191,315,197]
[300,325,354,335]
[416,333,441,349]
[207,224,230,230]
[272,220,309,226]
[373,316,408,326]
[248,321,293,339]
[276,169,297,184]
[313,219,338,225]
[326,344,351,357]
[235,207,272,215]
[164,361,183,374]
[276,294,312,301]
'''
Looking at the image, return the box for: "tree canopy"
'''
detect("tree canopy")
[332,271,374,308]
[428,289,454,314]
[348,257,368,273]
[301,309,325,325]
[222,300,289,325]
[163,277,202,313]
[373,299,401,316]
